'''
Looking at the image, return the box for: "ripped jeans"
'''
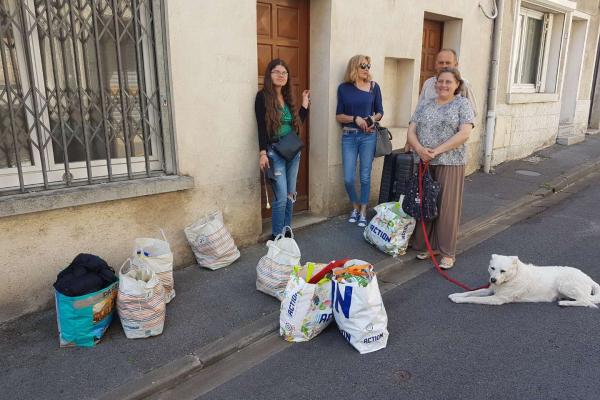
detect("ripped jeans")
[267,147,300,237]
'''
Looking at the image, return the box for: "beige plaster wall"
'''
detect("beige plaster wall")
[0,0,261,322]
[489,0,599,166]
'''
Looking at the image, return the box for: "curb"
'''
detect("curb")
[104,156,600,400]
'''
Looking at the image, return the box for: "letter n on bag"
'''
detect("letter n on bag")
[332,283,353,319]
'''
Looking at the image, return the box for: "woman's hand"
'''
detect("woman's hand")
[259,153,270,171]
[355,116,369,131]
[302,89,310,108]
[416,146,436,162]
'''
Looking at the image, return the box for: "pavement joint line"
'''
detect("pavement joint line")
[105,156,600,400]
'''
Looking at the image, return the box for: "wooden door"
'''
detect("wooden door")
[420,20,443,90]
[257,0,309,219]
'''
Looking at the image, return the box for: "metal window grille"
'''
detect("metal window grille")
[0,0,174,195]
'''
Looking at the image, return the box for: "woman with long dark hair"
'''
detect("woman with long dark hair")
[255,59,310,239]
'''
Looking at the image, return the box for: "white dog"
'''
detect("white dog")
[449,254,600,308]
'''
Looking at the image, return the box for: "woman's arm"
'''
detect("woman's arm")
[255,92,270,170]
[407,122,435,162]
[432,98,475,157]
[432,123,473,157]
[255,92,269,152]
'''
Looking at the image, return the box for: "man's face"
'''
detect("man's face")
[435,51,457,74]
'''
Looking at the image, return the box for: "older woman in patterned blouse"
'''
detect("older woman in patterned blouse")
[406,67,475,269]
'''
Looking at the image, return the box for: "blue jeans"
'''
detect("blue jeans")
[342,131,377,205]
[267,147,300,237]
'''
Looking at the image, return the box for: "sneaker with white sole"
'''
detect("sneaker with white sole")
[348,209,360,223]
[357,215,368,227]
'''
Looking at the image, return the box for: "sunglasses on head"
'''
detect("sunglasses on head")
[359,63,371,70]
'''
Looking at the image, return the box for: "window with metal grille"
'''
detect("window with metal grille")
[0,0,174,195]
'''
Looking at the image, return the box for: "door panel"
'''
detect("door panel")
[257,0,309,219]
[420,20,443,90]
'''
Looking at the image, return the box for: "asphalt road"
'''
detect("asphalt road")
[193,172,600,400]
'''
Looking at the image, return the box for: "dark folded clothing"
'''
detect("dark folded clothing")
[54,253,117,297]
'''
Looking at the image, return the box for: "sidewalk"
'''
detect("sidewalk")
[2,135,600,400]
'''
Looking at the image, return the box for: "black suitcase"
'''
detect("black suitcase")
[378,150,415,204]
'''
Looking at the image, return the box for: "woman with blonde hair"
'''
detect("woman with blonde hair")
[335,55,384,227]
[255,59,310,239]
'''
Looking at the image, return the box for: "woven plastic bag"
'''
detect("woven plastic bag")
[133,229,175,303]
[184,210,240,270]
[280,262,334,342]
[364,198,416,257]
[55,282,118,348]
[256,226,301,300]
[117,259,166,339]
[332,259,389,354]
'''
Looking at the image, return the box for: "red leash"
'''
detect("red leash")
[418,161,489,292]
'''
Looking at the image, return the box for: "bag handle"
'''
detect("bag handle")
[160,228,168,242]
[119,258,133,276]
[308,258,350,284]
[274,225,294,241]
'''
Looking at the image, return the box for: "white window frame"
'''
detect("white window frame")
[511,6,554,93]
[0,0,164,190]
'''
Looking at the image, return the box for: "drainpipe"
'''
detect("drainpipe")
[483,0,504,173]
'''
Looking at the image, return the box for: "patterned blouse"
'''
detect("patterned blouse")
[409,95,475,165]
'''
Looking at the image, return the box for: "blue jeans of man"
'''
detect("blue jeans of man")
[267,147,300,237]
[341,131,377,205]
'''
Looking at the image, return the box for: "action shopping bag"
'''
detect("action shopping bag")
[133,230,175,303]
[117,259,166,339]
[364,198,416,257]
[256,226,301,301]
[279,260,348,342]
[55,282,118,347]
[184,210,241,270]
[331,259,389,354]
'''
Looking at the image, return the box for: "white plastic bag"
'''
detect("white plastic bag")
[117,259,166,339]
[256,226,301,300]
[184,210,240,270]
[280,262,335,342]
[364,198,416,257]
[332,259,389,354]
[133,230,175,303]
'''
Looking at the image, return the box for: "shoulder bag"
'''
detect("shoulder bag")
[272,131,303,161]
[402,160,440,221]
[370,81,392,158]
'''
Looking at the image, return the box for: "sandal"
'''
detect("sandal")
[440,257,455,270]
[416,251,439,260]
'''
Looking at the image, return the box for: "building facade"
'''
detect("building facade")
[0,0,598,322]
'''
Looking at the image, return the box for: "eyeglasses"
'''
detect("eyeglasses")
[359,63,371,70]
[271,70,289,77]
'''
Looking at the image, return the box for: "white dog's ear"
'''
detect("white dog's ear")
[512,256,519,267]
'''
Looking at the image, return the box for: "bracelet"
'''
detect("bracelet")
[352,115,357,124]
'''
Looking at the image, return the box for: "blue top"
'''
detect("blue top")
[336,81,384,130]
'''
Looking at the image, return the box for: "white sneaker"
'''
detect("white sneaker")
[348,209,360,223]
[357,215,368,227]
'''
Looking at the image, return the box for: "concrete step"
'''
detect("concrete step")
[557,123,585,145]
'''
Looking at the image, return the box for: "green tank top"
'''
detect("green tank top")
[277,104,294,137]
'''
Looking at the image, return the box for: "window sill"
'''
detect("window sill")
[506,92,560,104]
[0,175,195,218]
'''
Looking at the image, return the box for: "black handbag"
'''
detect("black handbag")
[374,123,392,158]
[271,131,304,161]
[402,161,440,221]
